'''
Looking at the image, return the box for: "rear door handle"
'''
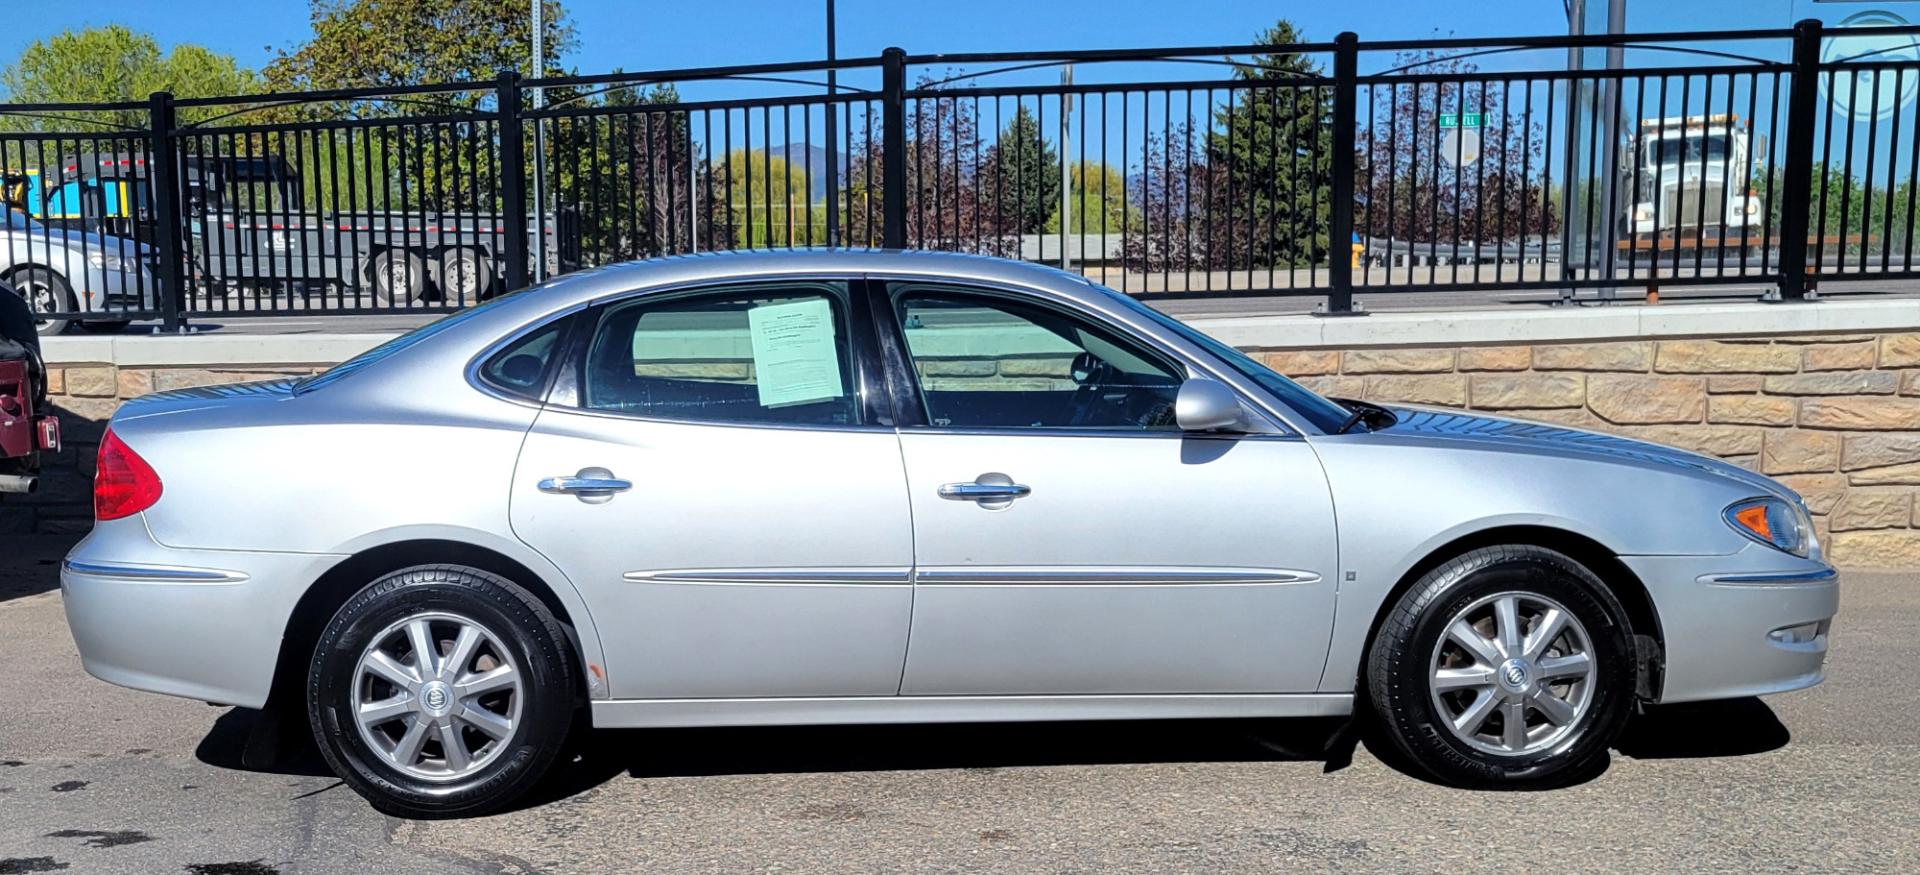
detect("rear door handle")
[938,482,1031,501]
[539,467,631,503]
[937,472,1030,509]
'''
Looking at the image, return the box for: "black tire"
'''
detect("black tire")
[436,247,495,302]
[307,565,578,819]
[368,250,426,305]
[1366,545,1636,789]
[11,268,77,336]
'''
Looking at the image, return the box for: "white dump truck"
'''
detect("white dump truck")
[1623,114,1766,257]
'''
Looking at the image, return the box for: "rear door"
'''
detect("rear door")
[509,279,917,700]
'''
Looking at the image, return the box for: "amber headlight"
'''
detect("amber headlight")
[1724,497,1812,557]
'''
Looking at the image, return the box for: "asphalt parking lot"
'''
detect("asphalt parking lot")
[2,533,1916,874]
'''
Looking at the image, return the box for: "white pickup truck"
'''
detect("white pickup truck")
[2,207,158,335]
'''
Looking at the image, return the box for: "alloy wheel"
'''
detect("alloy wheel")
[351,611,523,782]
[1427,591,1596,757]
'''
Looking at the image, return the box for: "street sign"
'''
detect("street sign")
[1437,112,1484,129]
[1440,128,1482,167]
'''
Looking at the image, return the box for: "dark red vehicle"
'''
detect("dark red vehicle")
[1,280,59,495]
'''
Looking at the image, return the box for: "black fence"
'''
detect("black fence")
[3,19,1918,330]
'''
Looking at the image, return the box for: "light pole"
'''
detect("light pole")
[823,0,839,247]
[531,0,548,279]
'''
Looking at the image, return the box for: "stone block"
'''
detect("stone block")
[1761,431,1841,475]
[1829,490,1913,531]
[1259,350,1340,377]
[1803,342,1877,371]
[1457,346,1530,371]
[1341,348,1455,374]
[1800,397,1920,430]
[64,366,118,398]
[1586,375,1706,424]
[1623,426,1764,457]
[1762,371,1899,396]
[1364,375,1468,407]
[1470,373,1586,409]
[1828,530,1920,568]
[1654,340,1800,374]
[1531,342,1651,372]
[1708,396,1796,426]
[1841,434,1920,471]
[1878,333,1920,367]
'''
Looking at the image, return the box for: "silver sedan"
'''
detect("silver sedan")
[61,250,1838,817]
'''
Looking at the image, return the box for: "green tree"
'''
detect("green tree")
[264,0,576,97]
[0,25,256,131]
[1206,19,1332,268]
[983,106,1059,235]
[719,149,812,248]
[1045,161,1133,234]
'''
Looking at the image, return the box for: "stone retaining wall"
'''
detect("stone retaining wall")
[1253,332,1920,568]
[11,327,1920,568]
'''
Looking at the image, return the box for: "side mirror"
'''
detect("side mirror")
[1175,379,1247,433]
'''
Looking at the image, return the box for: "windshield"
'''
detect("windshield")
[1100,285,1355,433]
[3,207,42,232]
[293,290,528,393]
[1645,134,1728,166]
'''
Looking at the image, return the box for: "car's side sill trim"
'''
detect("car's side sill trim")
[913,567,1321,586]
[590,693,1353,728]
[622,568,912,585]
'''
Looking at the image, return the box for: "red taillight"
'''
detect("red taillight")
[95,429,162,521]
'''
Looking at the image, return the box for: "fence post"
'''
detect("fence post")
[496,71,531,291]
[881,47,908,249]
[1775,19,1822,302]
[1318,32,1363,316]
[146,91,187,333]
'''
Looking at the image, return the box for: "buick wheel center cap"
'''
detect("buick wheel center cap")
[420,682,452,715]
[1497,659,1532,693]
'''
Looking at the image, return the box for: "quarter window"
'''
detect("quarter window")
[478,318,568,400]
[893,287,1183,431]
[580,284,861,426]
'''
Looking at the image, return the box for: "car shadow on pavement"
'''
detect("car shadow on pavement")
[1614,697,1790,760]
[515,716,1357,813]
[195,697,1790,811]
[0,533,79,602]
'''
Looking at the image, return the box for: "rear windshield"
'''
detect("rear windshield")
[293,292,524,394]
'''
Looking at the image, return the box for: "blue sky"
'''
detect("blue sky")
[7,0,1578,77]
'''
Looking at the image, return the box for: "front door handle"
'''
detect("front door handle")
[938,472,1030,509]
[539,467,631,503]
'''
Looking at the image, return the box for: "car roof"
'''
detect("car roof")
[520,249,1112,312]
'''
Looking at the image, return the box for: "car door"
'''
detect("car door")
[509,279,916,700]
[882,282,1340,696]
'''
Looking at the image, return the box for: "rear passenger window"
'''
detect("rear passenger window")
[580,284,861,426]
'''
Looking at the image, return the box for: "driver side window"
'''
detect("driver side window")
[893,286,1184,431]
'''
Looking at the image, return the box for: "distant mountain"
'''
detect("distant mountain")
[751,143,838,200]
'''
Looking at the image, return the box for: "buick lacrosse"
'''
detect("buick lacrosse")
[62,250,1837,817]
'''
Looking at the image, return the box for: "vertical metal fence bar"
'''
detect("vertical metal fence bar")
[880,48,907,249]
[1777,19,1822,301]
[147,91,186,332]
[497,73,529,291]
[1324,32,1358,314]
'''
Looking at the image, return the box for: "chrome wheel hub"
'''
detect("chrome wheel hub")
[351,611,522,782]
[1428,592,1596,757]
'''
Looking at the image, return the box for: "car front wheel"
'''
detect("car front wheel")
[1366,545,1637,788]
[307,565,578,818]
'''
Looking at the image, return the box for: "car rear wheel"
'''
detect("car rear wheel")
[12,268,76,336]
[1366,545,1636,788]
[307,565,578,818]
